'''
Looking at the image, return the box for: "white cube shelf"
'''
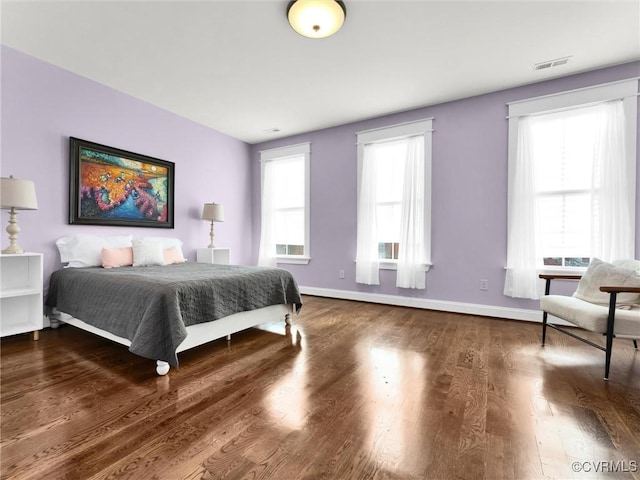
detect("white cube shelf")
[196,248,230,265]
[0,253,44,339]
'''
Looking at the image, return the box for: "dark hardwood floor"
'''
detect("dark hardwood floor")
[1,295,639,480]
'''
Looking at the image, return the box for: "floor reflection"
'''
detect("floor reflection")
[357,344,427,474]
[263,337,308,431]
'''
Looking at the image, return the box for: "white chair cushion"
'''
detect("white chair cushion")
[541,295,640,337]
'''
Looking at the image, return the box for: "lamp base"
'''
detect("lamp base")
[3,208,25,254]
[1,245,25,254]
[208,220,216,249]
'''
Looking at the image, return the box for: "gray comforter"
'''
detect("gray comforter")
[46,263,302,366]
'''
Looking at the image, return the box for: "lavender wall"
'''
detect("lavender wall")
[1,46,253,293]
[3,45,637,315]
[251,62,640,312]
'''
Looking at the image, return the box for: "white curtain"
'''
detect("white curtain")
[592,100,633,260]
[397,136,426,289]
[504,115,544,299]
[355,144,380,285]
[258,160,278,267]
[504,100,632,299]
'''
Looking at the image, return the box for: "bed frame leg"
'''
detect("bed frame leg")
[49,309,61,329]
[156,360,170,376]
[284,304,293,325]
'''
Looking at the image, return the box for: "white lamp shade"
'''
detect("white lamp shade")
[202,203,224,222]
[287,0,346,39]
[1,177,38,210]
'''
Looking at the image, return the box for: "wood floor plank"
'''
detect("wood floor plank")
[2,295,639,479]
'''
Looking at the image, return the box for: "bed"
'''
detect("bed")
[46,244,302,375]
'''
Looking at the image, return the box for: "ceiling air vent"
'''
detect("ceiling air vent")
[263,127,281,134]
[534,62,553,71]
[534,56,572,71]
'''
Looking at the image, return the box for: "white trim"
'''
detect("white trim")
[356,118,434,144]
[506,94,640,119]
[299,286,574,326]
[507,78,639,118]
[376,260,432,271]
[259,143,311,262]
[260,142,310,160]
[277,255,311,265]
[500,266,587,275]
[538,267,587,276]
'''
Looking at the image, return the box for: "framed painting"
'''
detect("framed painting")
[69,137,175,228]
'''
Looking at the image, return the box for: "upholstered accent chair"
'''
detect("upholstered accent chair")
[539,258,640,380]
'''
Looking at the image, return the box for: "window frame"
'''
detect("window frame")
[356,118,434,271]
[260,142,311,265]
[506,78,638,273]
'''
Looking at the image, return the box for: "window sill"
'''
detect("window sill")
[358,260,432,271]
[538,266,587,276]
[277,255,311,265]
[380,260,398,270]
[503,266,587,275]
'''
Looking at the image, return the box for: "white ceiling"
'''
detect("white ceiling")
[2,1,639,144]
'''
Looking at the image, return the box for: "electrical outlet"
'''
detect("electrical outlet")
[339,270,345,279]
[480,279,489,291]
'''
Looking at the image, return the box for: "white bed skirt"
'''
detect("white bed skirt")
[50,304,293,375]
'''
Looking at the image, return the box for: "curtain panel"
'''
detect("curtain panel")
[355,143,381,285]
[356,136,427,289]
[504,99,633,299]
[397,136,426,289]
[258,160,278,267]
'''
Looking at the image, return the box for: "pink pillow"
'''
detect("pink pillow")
[163,246,186,265]
[101,247,133,268]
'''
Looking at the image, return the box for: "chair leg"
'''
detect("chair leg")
[633,339,638,350]
[541,278,551,347]
[603,292,618,381]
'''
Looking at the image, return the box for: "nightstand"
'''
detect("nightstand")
[196,248,230,265]
[0,252,44,340]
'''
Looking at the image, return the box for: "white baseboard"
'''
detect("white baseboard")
[299,286,572,325]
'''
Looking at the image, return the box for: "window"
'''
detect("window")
[504,79,637,299]
[372,139,406,260]
[258,143,310,266]
[355,119,433,289]
[270,157,305,256]
[531,107,601,269]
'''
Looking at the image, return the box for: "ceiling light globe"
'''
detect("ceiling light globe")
[287,0,346,39]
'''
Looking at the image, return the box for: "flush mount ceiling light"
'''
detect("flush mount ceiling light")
[287,0,346,39]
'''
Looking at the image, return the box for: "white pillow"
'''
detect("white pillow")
[56,235,133,267]
[135,236,183,249]
[573,258,640,305]
[612,258,640,274]
[132,240,165,267]
[135,236,185,259]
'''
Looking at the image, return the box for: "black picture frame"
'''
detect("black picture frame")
[69,137,175,228]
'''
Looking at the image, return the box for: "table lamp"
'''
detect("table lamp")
[1,176,38,254]
[202,203,224,248]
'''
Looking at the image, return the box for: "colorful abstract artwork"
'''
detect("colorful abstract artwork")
[69,138,174,228]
